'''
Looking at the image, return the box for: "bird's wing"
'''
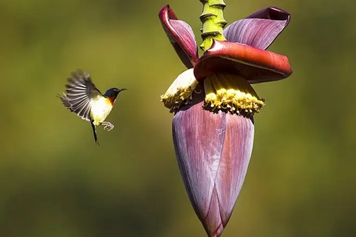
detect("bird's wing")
[59,70,102,121]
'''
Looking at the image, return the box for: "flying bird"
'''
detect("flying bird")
[58,70,126,145]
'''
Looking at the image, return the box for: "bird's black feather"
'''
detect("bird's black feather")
[59,70,102,121]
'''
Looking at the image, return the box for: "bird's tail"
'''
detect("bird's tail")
[90,120,100,146]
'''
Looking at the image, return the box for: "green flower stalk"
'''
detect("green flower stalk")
[159,1,292,236]
[199,0,227,51]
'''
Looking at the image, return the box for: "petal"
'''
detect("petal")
[173,95,254,237]
[173,100,226,226]
[224,7,290,49]
[224,19,287,50]
[159,5,199,68]
[214,113,254,229]
[246,6,291,21]
[194,40,293,83]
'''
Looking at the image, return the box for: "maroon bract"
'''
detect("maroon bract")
[159,5,292,82]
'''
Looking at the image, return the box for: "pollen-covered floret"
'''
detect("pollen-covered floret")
[161,68,199,112]
[161,69,265,115]
[204,73,265,115]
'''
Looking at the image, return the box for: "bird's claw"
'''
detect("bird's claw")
[103,123,114,131]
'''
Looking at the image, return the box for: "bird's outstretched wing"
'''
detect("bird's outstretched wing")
[59,70,102,121]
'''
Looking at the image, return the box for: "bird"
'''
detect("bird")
[58,70,127,145]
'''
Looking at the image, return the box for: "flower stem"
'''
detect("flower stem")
[199,0,227,52]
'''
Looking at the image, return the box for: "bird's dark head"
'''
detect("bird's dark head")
[104,88,127,103]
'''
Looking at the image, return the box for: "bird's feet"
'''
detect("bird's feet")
[101,121,114,131]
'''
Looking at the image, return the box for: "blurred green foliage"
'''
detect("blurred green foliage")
[0,0,355,236]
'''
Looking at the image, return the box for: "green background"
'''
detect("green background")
[0,0,355,236]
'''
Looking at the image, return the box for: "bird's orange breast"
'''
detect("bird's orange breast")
[107,97,115,105]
